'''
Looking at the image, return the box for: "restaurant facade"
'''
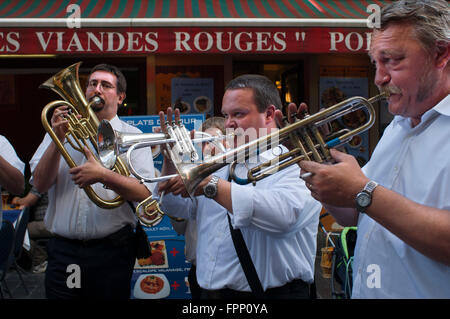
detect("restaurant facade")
[0,0,394,175]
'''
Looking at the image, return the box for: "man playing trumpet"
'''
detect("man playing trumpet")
[278,0,450,298]
[158,74,321,299]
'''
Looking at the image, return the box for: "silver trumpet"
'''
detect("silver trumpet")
[97,119,230,227]
[97,119,229,183]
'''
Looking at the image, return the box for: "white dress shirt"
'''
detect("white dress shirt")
[353,94,450,298]
[158,146,321,292]
[30,115,155,240]
[0,135,25,217]
[0,135,25,175]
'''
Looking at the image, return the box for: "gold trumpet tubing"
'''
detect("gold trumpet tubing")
[247,148,305,182]
[310,125,331,161]
[300,127,323,163]
[288,131,311,162]
[220,93,386,187]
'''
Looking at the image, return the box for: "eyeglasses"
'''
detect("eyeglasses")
[87,80,116,91]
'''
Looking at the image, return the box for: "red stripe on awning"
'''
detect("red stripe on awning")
[169,0,177,18]
[184,0,193,18]
[280,0,301,18]
[43,0,64,18]
[240,1,256,18]
[318,1,344,18]
[105,0,121,19]
[198,0,208,18]
[154,0,163,18]
[8,1,34,18]
[24,1,48,19]
[334,1,360,18]
[304,0,327,17]
[252,1,271,18]
[137,0,148,18]
[347,1,370,16]
[268,0,289,18]
[89,0,107,18]
[123,1,136,18]
[212,1,224,18]
[0,0,21,17]
[225,0,239,18]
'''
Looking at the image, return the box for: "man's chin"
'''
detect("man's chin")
[92,105,104,113]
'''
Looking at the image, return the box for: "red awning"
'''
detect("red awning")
[0,1,396,55]
[0,0,392,19]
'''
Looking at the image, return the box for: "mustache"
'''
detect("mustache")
[379,85,401,97]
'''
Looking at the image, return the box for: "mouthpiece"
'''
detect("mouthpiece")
[92,96,101,104]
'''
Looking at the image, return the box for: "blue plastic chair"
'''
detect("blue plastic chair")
[0,220,15,298]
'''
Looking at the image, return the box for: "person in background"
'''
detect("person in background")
[279,0,450,298]
[170,116,227,300]
[31,64,155,299]
[0,135,24,196]
[12,188,51,273]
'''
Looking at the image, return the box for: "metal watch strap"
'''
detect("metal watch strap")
[364,180,378,193]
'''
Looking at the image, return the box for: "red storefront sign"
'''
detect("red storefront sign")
[0,27,372,54]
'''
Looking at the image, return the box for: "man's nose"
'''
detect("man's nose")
[374,66,391,87]
[225,117,236,129]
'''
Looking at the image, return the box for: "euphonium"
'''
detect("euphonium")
[40,62,129,209]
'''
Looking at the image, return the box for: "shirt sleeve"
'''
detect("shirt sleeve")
[156,183,197,220]
[0,135,25,174]
[230,164,321,234]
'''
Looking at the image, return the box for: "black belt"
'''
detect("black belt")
[54,224,134,247]
[201,278,310,299]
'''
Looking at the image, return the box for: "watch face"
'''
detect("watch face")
[205,185,215,197]
[357,193,371,207]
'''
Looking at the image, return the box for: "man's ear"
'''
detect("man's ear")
[118,92,126,105]
[265,105,276,124]
[435,41,450,70]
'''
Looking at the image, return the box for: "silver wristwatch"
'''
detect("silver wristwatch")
[355,180,378,213]
[203,175,219,199]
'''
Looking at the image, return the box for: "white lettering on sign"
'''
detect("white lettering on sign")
[0,32,20,52]
[329,31,371,52]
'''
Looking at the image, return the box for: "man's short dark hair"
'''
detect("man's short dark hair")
[88,64,127,94]
[225,74,282,113]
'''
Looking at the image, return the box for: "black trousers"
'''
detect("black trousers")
[45,225,137,299]
[188,265,202,299]
[200,278,313,299]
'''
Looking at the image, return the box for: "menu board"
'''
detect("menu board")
[171,78,214,118]
[120,114,205,299]
[319,75,370,167]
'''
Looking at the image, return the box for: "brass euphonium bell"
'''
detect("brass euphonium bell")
[40,62,129,209]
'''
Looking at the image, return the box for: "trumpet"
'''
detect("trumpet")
[97,119,230,183]
[40,62,129,209]
[175,92,386,197]
[97,119,230,226]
